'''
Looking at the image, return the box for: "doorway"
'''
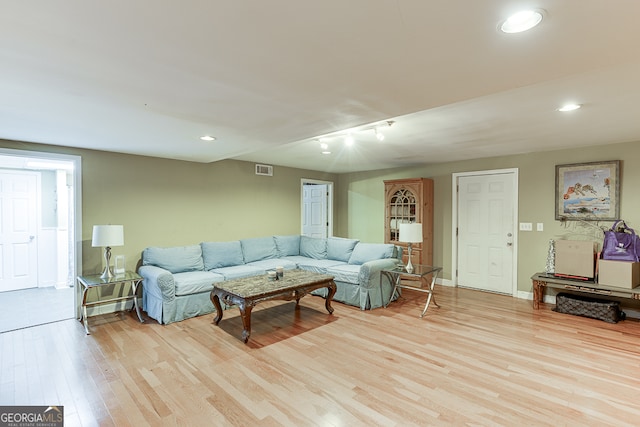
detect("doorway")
[301,179,333,238]
[0,170,38,292]
[452,169,518,296]
[0,149,82,332]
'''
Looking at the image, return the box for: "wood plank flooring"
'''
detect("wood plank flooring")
[2,285,640,426]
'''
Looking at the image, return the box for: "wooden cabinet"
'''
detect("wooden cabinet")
[384,178,434,267]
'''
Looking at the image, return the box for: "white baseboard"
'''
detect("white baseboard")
[86,300,134,317]
[437,278,455,287]
[517,290,556,305]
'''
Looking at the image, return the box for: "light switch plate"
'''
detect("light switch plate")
[519,222,533,231]
[537,223,544,231]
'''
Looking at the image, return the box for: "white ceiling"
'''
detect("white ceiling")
[2,1,640,173]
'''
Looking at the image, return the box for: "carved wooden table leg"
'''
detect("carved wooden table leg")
[325,281,336,314]
[532,279,546,309]
[210,272,336,343]
[238,301,254,343]
[210,291,223,324]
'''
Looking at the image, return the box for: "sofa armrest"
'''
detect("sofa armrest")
[358,258,401,290]
[138,265,176,301]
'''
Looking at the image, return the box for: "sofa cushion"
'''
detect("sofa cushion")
[325,264,361,285]
[240,237,278,263]
[246,258,298,271]
[274,235,301,257]
[288,256,346,274]
[210,265,266,280]
[201,241,244,270]
[143,245,204,274]
[348,243,395,265]
[173,271,225,296]
[327,237,360,262]
[300,236,327,259]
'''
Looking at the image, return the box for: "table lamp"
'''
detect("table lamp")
[92,225,124,279]
[399,223,422,273]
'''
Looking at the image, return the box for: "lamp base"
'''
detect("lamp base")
[406,243,414,273]
[100,246,115,280]
[100,266,115,280]
[406,259,414,274]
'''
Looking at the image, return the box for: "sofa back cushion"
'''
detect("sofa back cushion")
[142,245,204,273]
[327,237,360,262]
[300,236,327,259]
[240,236,278,263]
[201,241,244,270]
[348,243,395,265]
[274,235,301,257]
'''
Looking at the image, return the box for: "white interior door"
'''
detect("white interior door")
[0,171,38,292]
[302,183,328,238]
[457,171,516,294]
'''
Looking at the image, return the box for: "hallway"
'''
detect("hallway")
[0,286,75,333]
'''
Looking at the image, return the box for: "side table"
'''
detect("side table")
[531,272,640,309]
[76,271,144,334]
[380,264,443,317]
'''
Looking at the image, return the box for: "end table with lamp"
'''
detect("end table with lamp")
[77,224,143,334]
[76,271,144,334]
[380,264,443,317]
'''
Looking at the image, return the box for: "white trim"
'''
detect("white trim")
[518,290,556,305]
[451,168,519,297]
[437,277,455,287]
[301,178,334,237]
[0,147,82,318]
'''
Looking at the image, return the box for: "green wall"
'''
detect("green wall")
[337,140,640,293]
[0,139,337,275]
[4,137,640,298]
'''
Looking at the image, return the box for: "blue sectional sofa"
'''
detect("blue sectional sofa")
[138,235,402,324]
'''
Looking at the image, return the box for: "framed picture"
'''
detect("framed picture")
[555,160,620,221]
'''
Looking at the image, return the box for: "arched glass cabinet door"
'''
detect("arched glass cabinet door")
[388,188,417,242]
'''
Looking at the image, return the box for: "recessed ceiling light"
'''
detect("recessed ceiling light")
[345,134,354,146]
[322,151,331,155]
[558,103,582,112]
[500,10,543,33]
[200,135,216,141]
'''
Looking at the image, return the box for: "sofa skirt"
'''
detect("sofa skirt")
[311,278,398,310]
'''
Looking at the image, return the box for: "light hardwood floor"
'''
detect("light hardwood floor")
[2,285,640,426]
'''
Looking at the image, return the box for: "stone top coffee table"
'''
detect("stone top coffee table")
[210,269,336,343]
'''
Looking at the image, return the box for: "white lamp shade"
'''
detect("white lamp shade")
[399,223,422,243]
[92,225,124,247]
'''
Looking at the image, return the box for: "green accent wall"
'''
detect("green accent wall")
[3,138,640,298]
[0,139,337,276]
[337,140,640,294]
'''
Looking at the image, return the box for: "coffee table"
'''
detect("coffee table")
[210,269,336,343]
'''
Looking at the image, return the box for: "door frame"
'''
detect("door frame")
[300,178,333,237]
[451,168,519,296]
[0,147,83,316]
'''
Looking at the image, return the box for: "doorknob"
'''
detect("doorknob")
[29,235,35,242]
[506,232,513,247]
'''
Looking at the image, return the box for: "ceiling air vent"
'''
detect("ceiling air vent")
[255,164,273,176]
